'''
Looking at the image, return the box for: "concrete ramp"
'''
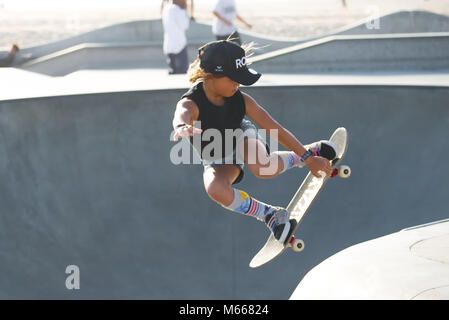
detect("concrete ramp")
[19,19,297,59]
[290,219,449,300]
[16,11,449,75]
[19,10,449,60]
[17,20,296,75]
[334,10,449,36]
[251,32,449,73]
[21,31,449,76]
[20,42,193,76]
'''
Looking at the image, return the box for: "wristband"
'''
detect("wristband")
[175,123,187,128]
[301,149,314,162]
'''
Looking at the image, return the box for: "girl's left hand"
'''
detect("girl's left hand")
[304,156,332,178]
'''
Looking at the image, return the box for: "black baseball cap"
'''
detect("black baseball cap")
[198,40,261,86]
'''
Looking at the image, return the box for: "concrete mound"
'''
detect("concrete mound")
[290,219,449,300]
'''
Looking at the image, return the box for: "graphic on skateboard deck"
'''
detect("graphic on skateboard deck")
[249,127,349,268]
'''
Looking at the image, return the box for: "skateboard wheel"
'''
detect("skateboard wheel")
[291,239,304,252]
[338,165,351,178]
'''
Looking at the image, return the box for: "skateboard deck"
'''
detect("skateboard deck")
[249,127,348,268]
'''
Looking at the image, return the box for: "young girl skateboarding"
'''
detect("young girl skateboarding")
[172,40,337,244]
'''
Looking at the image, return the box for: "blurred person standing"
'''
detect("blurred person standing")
[162,0,190,74]
[212,0,252,45]
[0,44,19,67]
[161,0,195,20]
[189,0,195,20]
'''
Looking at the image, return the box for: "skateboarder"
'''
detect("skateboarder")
[171,40,337,244]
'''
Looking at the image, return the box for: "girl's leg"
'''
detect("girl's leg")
[203,164,277,222]
[239,138,338,179]
[203,163,295,243]
[203,164,241,207]
[239,137,301,179]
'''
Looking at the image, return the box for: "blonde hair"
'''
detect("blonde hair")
[187,39,259,84]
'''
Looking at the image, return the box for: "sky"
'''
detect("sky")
[0,0,153,11]
[1,0,358,12]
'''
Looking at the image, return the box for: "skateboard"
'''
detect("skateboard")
[249,127,350,268]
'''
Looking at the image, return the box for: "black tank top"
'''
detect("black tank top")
[181,81,246,160]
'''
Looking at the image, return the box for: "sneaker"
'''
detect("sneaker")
[298,140,338,168]
[311,140,338,161]
[264,207,296,244]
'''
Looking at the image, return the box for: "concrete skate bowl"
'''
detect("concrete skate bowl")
[0,84,448,299]
[17,10,449,59]
[21,31,449,76]
[17,10,449,76]
[19,19,299,59]
[250,32,449,73]
[18,20,297,76]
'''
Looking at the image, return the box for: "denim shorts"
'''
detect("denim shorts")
[202,119,269,185]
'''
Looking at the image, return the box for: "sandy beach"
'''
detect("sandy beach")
[1,0,449,49]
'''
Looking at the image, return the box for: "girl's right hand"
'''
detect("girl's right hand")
[172,124,203,141]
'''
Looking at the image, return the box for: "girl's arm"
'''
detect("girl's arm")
[243,93,332,177]
[172,98,202,141]
[243,93,307,157]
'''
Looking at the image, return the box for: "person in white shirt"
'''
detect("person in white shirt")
[212,0,252,45]
[162,0,190,74]
[161,0,194,20]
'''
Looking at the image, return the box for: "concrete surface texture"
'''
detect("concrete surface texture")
[1,80,448,299]
[290,219,449,300]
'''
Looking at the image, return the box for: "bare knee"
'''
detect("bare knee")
[204,179,234,206]
[203,165,241,206]
[247,154,282,179]
[205,180,223,201]
[242,139,281,179]
[249,165,278,179]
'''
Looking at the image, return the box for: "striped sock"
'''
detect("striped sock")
[223,188,276,222]
[273,151,302,173]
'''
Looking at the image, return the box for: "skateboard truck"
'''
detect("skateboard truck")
[331,165,351,178]
[288,236,305,252]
